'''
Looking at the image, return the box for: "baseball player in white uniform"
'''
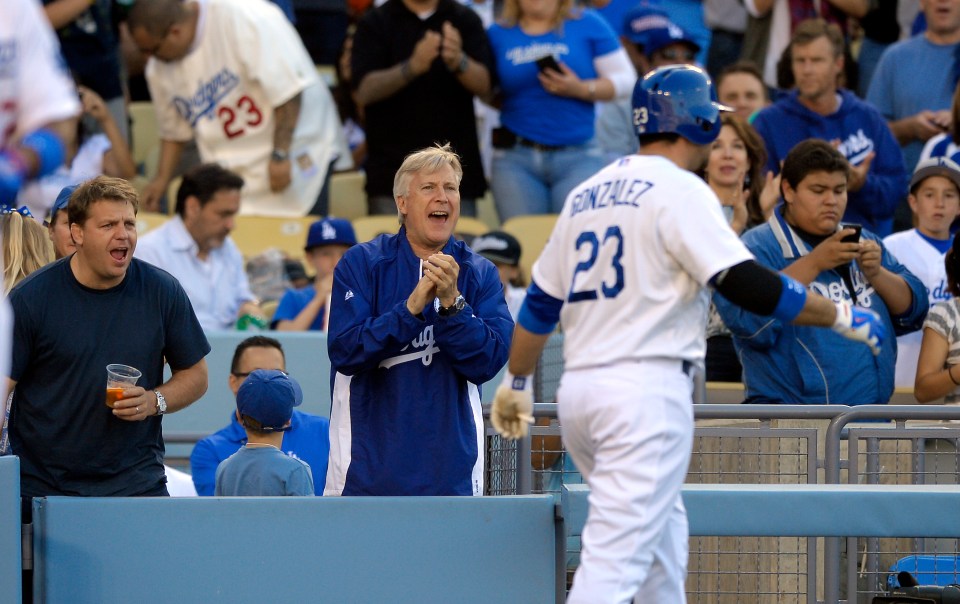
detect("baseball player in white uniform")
[491,65,887,604]
[129,0,349,217]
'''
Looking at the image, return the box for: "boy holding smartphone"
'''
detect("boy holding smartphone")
[883,157,960,387]
[714,139,928,405]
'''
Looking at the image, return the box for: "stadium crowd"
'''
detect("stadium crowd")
[2,0,960,598]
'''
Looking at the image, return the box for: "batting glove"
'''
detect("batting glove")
[832,300,885,356]
[491,372,534,440]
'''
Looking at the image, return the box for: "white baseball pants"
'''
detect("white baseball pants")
[560,360,694,604]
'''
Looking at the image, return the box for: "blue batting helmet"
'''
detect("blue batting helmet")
[632,65,730,145]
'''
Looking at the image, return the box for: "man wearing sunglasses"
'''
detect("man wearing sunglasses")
[189,336,330,496]
[597,7,700,162]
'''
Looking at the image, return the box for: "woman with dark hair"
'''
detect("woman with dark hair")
[702,114,778,381]
[915,234,960,403]
[702,113,778,234]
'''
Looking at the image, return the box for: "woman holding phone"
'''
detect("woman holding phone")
[485,0,635,221]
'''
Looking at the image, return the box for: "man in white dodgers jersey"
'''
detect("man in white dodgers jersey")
[128,0,349,217]
[1,0,79,209]
[491,65,887,604]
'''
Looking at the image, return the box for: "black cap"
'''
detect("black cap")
[472,231,521,266]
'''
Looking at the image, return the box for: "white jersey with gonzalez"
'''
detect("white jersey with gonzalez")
[1,0,80,145]
[145,0,347,216]
[532,154,754,369]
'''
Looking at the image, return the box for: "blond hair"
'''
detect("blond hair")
[392,144,463,223]
[3,213,54,295]
[499,0,576,30]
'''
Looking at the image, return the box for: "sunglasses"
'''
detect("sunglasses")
[657,48,697,61]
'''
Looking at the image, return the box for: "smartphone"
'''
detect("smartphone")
[535,55,561,73]
[840,223,862,243]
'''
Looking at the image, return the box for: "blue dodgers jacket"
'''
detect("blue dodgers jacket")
[326,227,513,496]
[713,209,927,405]
[752,89,909,237]
[189,410,331,496]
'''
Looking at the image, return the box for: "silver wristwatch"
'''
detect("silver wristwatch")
[154,390,167,416]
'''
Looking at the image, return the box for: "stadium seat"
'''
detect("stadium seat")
[454,216,490,241]
[230,215,315,260]
[352,215,400,243]
[500,214,558,279]
[136,211,169,236]
[128,101,159,179]
[328,171,367,221]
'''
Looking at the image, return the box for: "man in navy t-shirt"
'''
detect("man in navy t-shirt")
[8,176,210,499]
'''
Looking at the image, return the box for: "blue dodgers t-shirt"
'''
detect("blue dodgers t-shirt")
[487,9,621,147]
[9,257,210,497]
[271,285,326,331]
[215,446,314,496]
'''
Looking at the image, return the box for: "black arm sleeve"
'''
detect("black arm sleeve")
[711,260,783,316]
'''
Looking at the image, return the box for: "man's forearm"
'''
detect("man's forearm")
[887,117,917,145]
[454,57,490,97]
[355,65,414,107]
[160,359,208,414]
[154,139,186,184]
[507,325,550,377]
[272,94,301,153]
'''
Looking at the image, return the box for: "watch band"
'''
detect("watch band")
[436,295,466,317]
[154,390,167,416]
[455,53,469,74]
[270,149,289,162]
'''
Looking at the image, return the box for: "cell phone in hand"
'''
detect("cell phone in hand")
[840,223,862,243]
[535,55,561,73]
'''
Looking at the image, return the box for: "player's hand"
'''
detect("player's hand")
[111,386,156,421]
[831,300,885,356]
[809,229,861,271]
[140,178,167,213]
[857,239,882,279]
[492,373,534,440]
[440,21,464,71]
[410,30,442,76]
[268,157,292,192]
[423,253,460,306]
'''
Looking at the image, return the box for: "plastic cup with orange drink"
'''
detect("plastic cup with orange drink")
[105,364,142,408]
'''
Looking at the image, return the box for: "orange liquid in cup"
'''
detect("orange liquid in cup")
[105,387,125,408]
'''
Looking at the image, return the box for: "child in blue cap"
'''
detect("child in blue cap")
[214,369,314,496]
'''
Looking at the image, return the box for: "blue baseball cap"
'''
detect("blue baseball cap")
[236,369,303,431]
[644,22,700,57]
[305,217,357,251]
[50,184,77,223]
[622,5,670,45]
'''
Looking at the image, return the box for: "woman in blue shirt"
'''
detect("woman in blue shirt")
[486,0,636,221]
